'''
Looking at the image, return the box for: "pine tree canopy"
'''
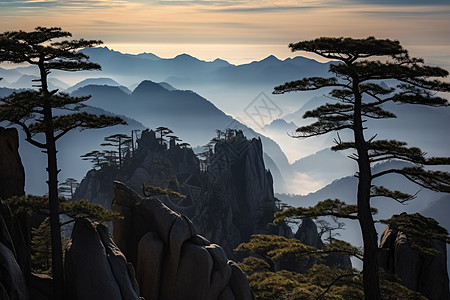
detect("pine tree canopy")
[142,185,186,199]
[0,27,102,71]
[0,27,126,148]
[273,199,377,223]
[5,195,121,224]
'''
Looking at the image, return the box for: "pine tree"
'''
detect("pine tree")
[101,133,131,168]
[273,37,450,299]
[0,27,125,298]
[81,150,105,169]
[155,126,173,146]
[58,177,79,200]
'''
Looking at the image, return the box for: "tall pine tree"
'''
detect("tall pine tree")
[273,37,450,299]
[0,27,125,298]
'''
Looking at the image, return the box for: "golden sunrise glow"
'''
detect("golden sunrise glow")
[0,1,449,64]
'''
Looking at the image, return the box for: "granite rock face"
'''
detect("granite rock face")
[112,181,254,300]
[194,131,284,255]
[64,219,140,300]
[379,225,449,300]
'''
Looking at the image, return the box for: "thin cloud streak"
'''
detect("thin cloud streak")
[202,5,321,13]
[344,0,450,6]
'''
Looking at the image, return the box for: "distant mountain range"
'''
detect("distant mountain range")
[277,159,450,269]
[0,47,331,124]
[70,80,291,192]
[0,79,291,194]
[1,49,449,196]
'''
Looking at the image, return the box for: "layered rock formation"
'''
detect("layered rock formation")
[65,219,140,300]
[379,225,449,300]
[112,181,254,300]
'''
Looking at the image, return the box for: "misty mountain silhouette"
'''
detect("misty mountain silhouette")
[78,47,231,84]
[70,80,291,191]
[280,94,450,157]
[8,74,69,91]
[277,159,449,263]
[65,77,131,94]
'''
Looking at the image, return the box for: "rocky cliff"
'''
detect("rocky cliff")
[74,129,200,209]
[75,129,284,256]
[379,225,449,300]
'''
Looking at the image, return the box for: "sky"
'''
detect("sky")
[0,0,449,65]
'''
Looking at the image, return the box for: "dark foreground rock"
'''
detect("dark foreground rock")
[0,127,29,300]
[379,225,449,300]
[112,181,254,300]
[0,127,25,200]
[65,219,140,300]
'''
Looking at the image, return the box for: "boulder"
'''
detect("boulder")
[65,219,140,300]
[112,181,254,300]
[379,225,449,300]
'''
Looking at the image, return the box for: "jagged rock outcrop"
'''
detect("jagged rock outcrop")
[74,129,200,209]
[379,225,449,300]
[112,181,254,300]
[192,131,290,255]
[277,218,351,273]
[76,129,286,257]
[64,219,140,300]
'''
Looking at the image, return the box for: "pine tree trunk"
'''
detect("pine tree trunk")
[46,130,64,299]
[41,64,64,299]
[353,79,381,300]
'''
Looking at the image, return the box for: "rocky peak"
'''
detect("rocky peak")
[75,129,282,257]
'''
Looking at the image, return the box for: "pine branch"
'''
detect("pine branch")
[274,77,347,94]
[372,167,450,193]
[316,272,359,300]
[370,186,417,203]
[142,185,186,199]
[273,199,377,223]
